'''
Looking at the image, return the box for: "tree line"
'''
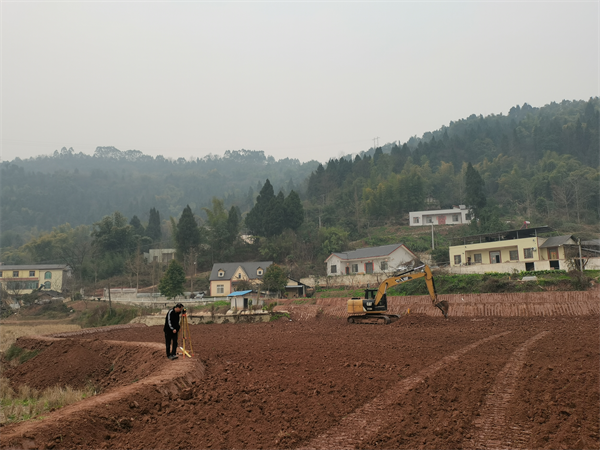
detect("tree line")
[1,97,598,295]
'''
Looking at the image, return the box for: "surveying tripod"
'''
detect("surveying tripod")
[178,308,194,358]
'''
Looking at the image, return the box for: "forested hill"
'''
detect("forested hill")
[1,149,319,233]
[305,98,599,232]
[352,98,599,168]
[2,98,598,239]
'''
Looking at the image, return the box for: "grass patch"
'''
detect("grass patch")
[5,345,40,365]
[0,377,96,424]
[270,312,290,321]
[74,304,139,328]
[312,270,592,297]
[193,300,230,310]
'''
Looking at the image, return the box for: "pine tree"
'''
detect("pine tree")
[227,206,241,243]
[283,190,304,231]
[129,215,145,236]
[465,163,487,219]
[265,191,285,237]
[175,205,200,260]
[146,207,162,243]
[245,179,275,236]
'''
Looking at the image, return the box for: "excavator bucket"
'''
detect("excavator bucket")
[434,300,449,318]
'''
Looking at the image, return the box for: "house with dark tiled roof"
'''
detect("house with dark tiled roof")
[324,244,417,277]
[209,261,272,297]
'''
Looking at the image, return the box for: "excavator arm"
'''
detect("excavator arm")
[347,265,449,323]
[373,265,449,318]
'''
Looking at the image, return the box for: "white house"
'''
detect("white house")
[143,248,176,263]
[325,244,417,277]
[409,206,470,227]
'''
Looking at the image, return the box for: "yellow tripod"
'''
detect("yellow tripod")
[179,309,194,358]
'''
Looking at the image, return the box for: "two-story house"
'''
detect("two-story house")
[409,205,470,227]
[210,261,272,297]
[0,264,72,294]
[325,244,417,276]
[448,227,580,273]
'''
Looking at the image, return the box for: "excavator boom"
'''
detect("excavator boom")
[347,265,449,324]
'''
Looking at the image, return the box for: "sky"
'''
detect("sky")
[2,1,598,164]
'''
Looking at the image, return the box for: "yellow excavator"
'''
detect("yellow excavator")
[347,264,449,324]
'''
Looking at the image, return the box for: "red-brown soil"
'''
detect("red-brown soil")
[1,295,599,450]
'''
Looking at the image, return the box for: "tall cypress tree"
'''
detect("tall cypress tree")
[129,215,145,236]
[146,207,162,244]
[465,163,486,220]
[175,205,200,260]
[245,179,275,236]
[284,190,304,231]
[265,191,285,237]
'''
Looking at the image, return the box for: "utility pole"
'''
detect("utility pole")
[431,224,435,250]
[373,137,380,149]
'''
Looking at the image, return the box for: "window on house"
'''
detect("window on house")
[330,265,337,274]
[217,285,224,294]
[474,253,482,263]
[0,271,2,277]
[509,250,519,261]
[453,215,459,222]
[524,248,534,259]
[7,281,38,290]
[45,271,52,279]
[413,217,420,224]
[426,217,433,224]
[44,281,51,289]
[454,255,462,265]
[237,273,242,279]
[351,264,358,273]
[218,271,224,278]
[380,261,388,271]
[257,269,263,276]
[153,256,158,262]
[29,271,35,277]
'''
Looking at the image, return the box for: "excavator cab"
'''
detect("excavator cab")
[361,289,388,312]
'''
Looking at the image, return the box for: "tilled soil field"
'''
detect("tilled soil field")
[1,297,599,450]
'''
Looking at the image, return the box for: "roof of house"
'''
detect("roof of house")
[539,235,576,248]
[210,261,273,281]
[0,264,70,271]
[451,226,553,246]
[227,290,253,297]
[411,207,467,215]
[327,244,413,262]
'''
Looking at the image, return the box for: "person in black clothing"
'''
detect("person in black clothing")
[164,303,183,359]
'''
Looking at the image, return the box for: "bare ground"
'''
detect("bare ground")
[1,292,598,450]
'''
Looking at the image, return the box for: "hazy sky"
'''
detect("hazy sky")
[2,2,598,164]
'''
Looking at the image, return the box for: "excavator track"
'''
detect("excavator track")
[347,314,401,325]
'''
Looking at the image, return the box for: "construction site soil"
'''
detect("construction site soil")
[1,292,599,450]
